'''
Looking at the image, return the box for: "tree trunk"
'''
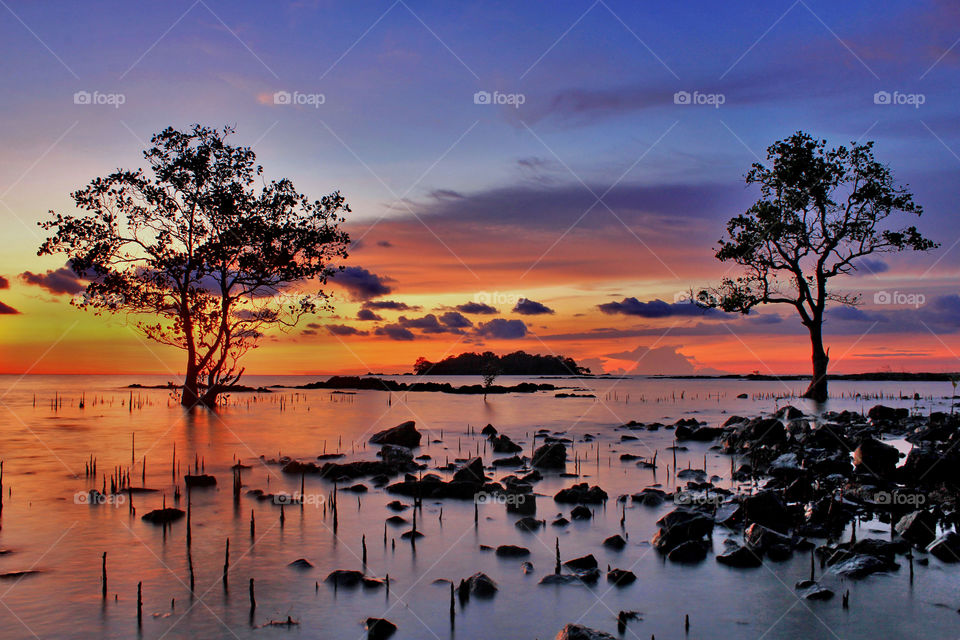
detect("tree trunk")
[198,385,222,408]
[801,323,829,402]
[181,365,201,408]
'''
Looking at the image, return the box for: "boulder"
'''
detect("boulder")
[602,534,627,550]
[491,434,523,453]
[867,405,909,423]
[515,516,544,532]
[532,442,567,468]
[716,544,762,568]
[365,618,397,640]
[141,508,185,524]
[829,554,898,578]
[495,545,530,557]
[651,508,714,553]
[895,510,937,547]
[926,532,960,563]
[452,457,486,484]
[461,572,498,597]
[606,568,636,586]
[370,421,421,448]
[481,424,498,436]
[555,483,608,504]
[853,438,900,476]
[570,505,592,520]
[742,491,792,531]
[563,554,598,571]
[555,624,616,640]
[325,569,364,587]
[667,540,709,563]
[745,523,792,552]
[797,583,834,601]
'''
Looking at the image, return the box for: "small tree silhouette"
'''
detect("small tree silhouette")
[698,132,937,402]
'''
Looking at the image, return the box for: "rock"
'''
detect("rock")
[742,491,792,532]
[141,508,185,524]
[481,424,498,436]
[632,487,666,506]
[491,434,523,453]
[288,558,313,569]
[736,393,748,399]
[495,545,530,557]
[717,544,762,568]
[867,405,909,423]
[555,483,608,504]
[522,561,534,574]
[365,618,397,640]
[603,534,627,550]
[532,442,567,468]
[540,574,586,585]
[552,517,570,527]
[926,532,960,563]
[345,483,368,493]
[370,421,421,448]
[570,505,592,520]
[377,444,414,466]
[667,540,709,563]
[853,438,900,476]
[745,523,792,552]
[606,568,636,585]
[651,508,714,553]
[453,457,486,484]
[564,554,598,571]
[462,572,498,597]
[776,405,804,420]
[895,510,937,547]
[797,583,834,601]
[555,624,616,640]
[325,569,364,587]
[676,468,707,481]
[184,474,216,488]
[515,516,544,532]
[493,455,524,467]
[830,554,898,578]
[386,500,408,512]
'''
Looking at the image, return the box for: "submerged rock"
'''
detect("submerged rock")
[606,568,636,586]
[370,421,422,448]
[602,534,627,550]
[141,508,185,524]
[555,623,616,639]
[495,545,530,557]
[365,617,397,640]
[288,558,314,569]
[926,532,960,563]
[325,569,365,587]
[716,544,762,568]
[895,510,936,547]
[555,483,608,504]
[532,442,567,468]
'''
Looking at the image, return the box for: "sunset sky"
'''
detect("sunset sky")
[1,0,960,377]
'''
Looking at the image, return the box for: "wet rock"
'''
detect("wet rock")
[453,457,486,484]
[345,483,368,493]
[365,617,397,640]
[377,444,414,466]
[532,442,567,468]
[461,572,498,597]
[325,569,364,587]
[491,434,522,453]
[606,568,636,586]
[493,455,524,467]
[522,561,535,574]
[632,487,666,506]
[853,438,900,476]
[745,523,792,552]
[184,474,216,488]
[651,508,714,553]
[385,515,407,525]
[481,424,498,437]
[797,582,834,601]
[386,500,409,512]
[515,516,544,532]
[570,505,592,520]
[288,558,313,569]
[563,554,598,571]
[507,492,536,515]
[555,624,616,640]
[552,517,570,527]
[830,554,898,578]
[926,532,960,563]
[716,544,762,568]
[141,508,185,524]
[676,468,707,481]
[742,491,792,532]
[540,574,585,586]
[603,534,627,550]
[495,545,530,557]
[776,405,804,420]
[555,483,608,504]
[867,405,909,423]
[895,510,937,547]
[667,540,709,563]
[370,420,421,448]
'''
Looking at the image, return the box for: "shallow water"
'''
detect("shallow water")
[0,374,956,640]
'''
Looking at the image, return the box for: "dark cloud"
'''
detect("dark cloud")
[853,258,890,275]
[512,298,554,315]
[357,308,383,321]
[20,267,87,295]
[0,275,9,289]
[602,344,727,376]
[439,311,472,328]
[598,298,722,318]
[0,301,18,314]
[326,324,369,336]
[475,318,527,339]
[428,189,464,200]
[332,266,392,301]
[364,300,421,311]
[375,324,416,341]
[376,240,393,248]
[396,313,467,335]
[455,301,498,315]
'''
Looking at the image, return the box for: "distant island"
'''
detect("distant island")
[413,350,590,376]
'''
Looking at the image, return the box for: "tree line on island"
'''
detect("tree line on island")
[39,124,937,407]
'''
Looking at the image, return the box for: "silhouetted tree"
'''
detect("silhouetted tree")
[698,132,936,401]
[39,125,350,407]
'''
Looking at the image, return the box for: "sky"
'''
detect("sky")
[1,0,959,377]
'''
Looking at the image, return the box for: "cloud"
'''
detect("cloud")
[332,266,393,301]
[375,324,416,341]
[376,240,393,248]
[439,311,472,328]
[475,318,527,339]
[357,308,383,321]
[455,301,498,314]
[603,344,727,376]
[395,313,469,334]
[512,298,554,315]
[363,300,421,311]
[20,267,87,295]
[598,297,721,318]
[0,301,18,314]
[0,275,8,289]
[326,324,369,336]
[852,258,889,275]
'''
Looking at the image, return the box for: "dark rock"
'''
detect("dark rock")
[370,420,421,448]
[603,534,627,550]
[797,583,834,601]
[365,618,397,640]
[867,405,909,423]
[184,474,216,488]
[555,623,616,640]
[515,516,544,532]
[491,434,522,453]
[555,483,608,504]
[716,544,762,568]
[532,442,567,468]
[667,540,709,563]
[632,487,666,506]
[453,457,486,484]
[745,523,792,552]
[492,455,524,467]
[481,424,498,437]
[462,572,498,597]
[926,532,960,563]
[895,510,937,547]
[853,438,900,476]
[288,558,313,569]
[742,491,792,532]
[386,500,408,512]
[570,505,592,520]
[564,554,598,571]
[495,545,530,557]
[652,508,714,553]
[325,569,364,587]
[606,568,636,586]
[829,554,898,578]
[141,508,185,524]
